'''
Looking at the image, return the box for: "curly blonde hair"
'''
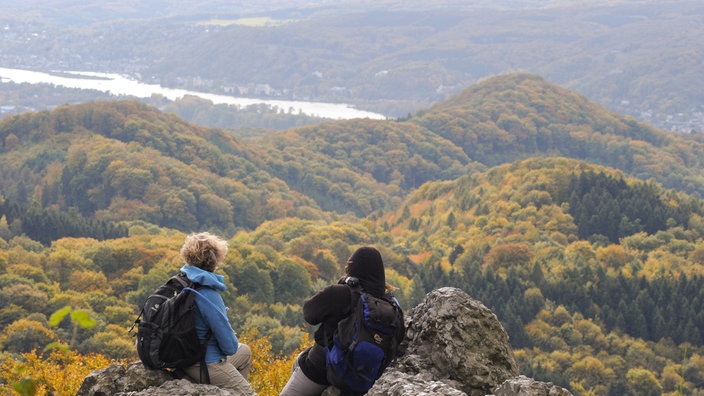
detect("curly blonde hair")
[180,232,228,272]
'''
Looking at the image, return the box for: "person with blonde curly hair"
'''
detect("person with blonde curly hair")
[179,232,255,395]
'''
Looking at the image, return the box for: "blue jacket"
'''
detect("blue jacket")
[180,264,239,363]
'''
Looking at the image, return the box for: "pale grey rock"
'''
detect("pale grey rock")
[367,368,469,396]
[77,361,170,395]
[76,361,232,396]
[385,287,519,396]
[117,378,234,396]
[493,375,573,396]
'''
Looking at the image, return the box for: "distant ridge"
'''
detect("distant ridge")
[2,73,704,235]
[412,73,704,196]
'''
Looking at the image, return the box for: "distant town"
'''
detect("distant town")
[1,17,702,134]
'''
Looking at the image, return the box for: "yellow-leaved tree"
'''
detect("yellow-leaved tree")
[0,349,113,396]
[243,329,310,396]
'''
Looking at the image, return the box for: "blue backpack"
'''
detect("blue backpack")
[326,277,405,394]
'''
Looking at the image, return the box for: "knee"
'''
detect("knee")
[237,343,252,361]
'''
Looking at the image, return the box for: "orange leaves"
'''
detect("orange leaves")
[69,270,112,293]
[484,242,534,273]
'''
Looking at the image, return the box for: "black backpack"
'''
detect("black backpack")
[325,277,405,394]
[129,273,210,381]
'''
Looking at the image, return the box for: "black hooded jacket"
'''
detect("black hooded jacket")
[298,246,388,384]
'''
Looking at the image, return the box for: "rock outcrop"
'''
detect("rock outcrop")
[384,287,518,395]
[493,375,573,396]
[76,362,234,396]
[78,287,571,396]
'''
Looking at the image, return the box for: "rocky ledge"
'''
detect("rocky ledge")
[78,287,571,395]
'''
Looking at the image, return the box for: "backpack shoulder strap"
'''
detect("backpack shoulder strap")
[170,273,192,289]
[175,272,211,291]
[343,277,364,313]
[345,277,362,293]
[383,291,405,364]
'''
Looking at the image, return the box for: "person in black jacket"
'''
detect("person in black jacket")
[279,246,404,395]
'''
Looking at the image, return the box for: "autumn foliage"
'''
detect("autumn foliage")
[3,76,704,395]
[0,349,113,395]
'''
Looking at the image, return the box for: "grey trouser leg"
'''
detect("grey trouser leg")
[279,352,328,396]
[184,343,256,395]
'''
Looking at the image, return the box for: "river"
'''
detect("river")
[0,67,386,120]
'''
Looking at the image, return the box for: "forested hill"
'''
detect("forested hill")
[244,119,477,215]
[0,100,325,240]
[2,73,704,242]
[386,156,704,254]
[242,73,704,217]
[0,100,479,240]
[378,157,704,392]
[412,73,704,196]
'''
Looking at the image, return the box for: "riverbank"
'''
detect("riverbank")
[0,67,386,121]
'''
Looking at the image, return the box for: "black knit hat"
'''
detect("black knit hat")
[346,246,386,297]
